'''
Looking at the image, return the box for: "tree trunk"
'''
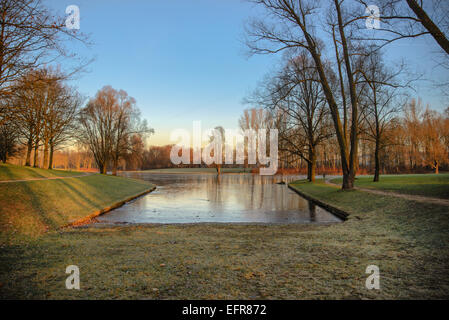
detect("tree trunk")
[342,171,354,189]
[43,141,49,170]
[308,145,316,182]
[112,157,118,176]
[25,138,32,166]
[33,143,39,168]
[310,158,316,183]
[99,163,107,174]
[307,161,311,181]
[435,160,439,174]
[335,0,358,190]
[48,144,54,169]
[373,139,380,182]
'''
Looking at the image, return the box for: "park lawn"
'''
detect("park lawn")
[0,180,448,299]
[0,172,154,243]
[0,163,82,181]
[331,174,449,199]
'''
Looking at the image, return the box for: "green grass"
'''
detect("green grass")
[0,163,82,181]
[331,174,449,199]
[0,171,154,242]
[0,179,448,299]
[141,168,253,174]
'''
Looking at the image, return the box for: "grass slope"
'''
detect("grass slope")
[0,180,448,299]
[331,174,449,199]
[0,170,154,242]
[0,163,81,181]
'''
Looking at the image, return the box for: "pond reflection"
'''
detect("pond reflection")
[97,173,341,224]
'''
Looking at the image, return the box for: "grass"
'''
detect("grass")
[331,173,449,199]
[0,178,448,299]
[0,167,154,243]
[0,163,82,181]
[140,168,253,174]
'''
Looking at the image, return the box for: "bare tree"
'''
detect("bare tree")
[205,126,226,174]
[110,88,152,175]
[357,51,404,181]
[124,134,145,171]
[246,0,368,189]
[11,68,81,168]
[421,106,448,174]
[43,84,83,169]
[403,98,424,169]
[78,87,116,174]
[259,51,332,181]
[78,86,151,175]
[0,0,89,102]
[239,108,274,168]
[13,69,49,167]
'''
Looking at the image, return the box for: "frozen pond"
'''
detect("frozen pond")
[97,173,342,224]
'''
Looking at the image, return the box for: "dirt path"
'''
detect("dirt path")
[0,173,94,183]
[325,179,449,207]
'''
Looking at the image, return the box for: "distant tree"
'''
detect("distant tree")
[357,51,404,182]
[78,88,115,174]
[421,107,448,174]
[110,88,152,175]
[239,108,274,168]
[208,126,225,175]
[403,99,424,169]
[272,52,332,181]
[125,134,145,171]
[78,86,151,175]
[142,145,174,169]
[239,108,272,133]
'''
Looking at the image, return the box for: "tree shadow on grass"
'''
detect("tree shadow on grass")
[60,179,101,207]
[14,181,61,231]
[4,178,103,234]
[0,165,47,181]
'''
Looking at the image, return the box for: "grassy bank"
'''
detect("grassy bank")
[1,179,448,299]
[0,163,82,181]
[0,166,154,242]
[331,174,449,199]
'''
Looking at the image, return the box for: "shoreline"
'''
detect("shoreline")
[63,186,157,228]
[288,184,349,221]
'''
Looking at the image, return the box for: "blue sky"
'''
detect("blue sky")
[48,0,447,145]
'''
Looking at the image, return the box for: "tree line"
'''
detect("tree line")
[0,67,152,175]
[7,95,447,177]
[239,102,449,177]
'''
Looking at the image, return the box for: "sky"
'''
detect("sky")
[47,0,448,146]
